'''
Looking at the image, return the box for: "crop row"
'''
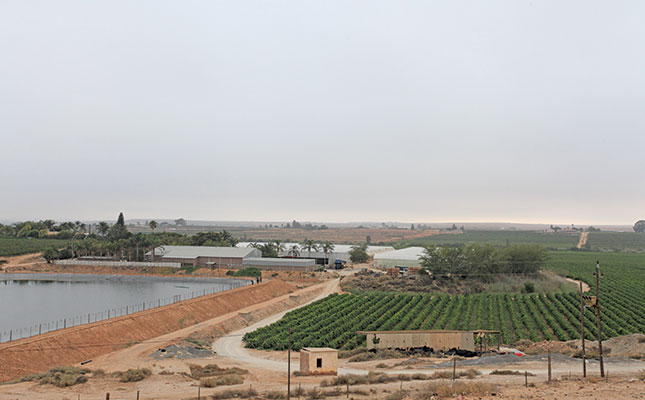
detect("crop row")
[244,251,645,350]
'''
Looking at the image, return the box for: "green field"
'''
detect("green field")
[244,251,645,350]
[587,232,645,252]
[395,230,579,249]
[0,238,70,257]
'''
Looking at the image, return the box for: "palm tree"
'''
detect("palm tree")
[149,220,158,232]
[301,239,319,259]
[288,244,300,257]
[272,240,286,256]
[321,241,335,268]
[97,222,110,236]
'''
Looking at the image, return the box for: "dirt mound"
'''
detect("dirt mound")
[516,340,577,356]
[517,334,645,359]
[603,334,645,358]
[0,279,295,382]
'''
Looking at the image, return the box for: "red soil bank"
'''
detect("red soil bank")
[0,279,295,382]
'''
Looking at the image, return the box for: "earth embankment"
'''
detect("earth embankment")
[0,279,295,382]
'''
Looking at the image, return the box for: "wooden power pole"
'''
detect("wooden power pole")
[579,281,586,377]
[287,328,292,400]
[595,261,605,377]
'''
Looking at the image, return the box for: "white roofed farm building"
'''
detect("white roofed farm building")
[146,245,315,271]
[237,242,394,265]
[373,246,426,269]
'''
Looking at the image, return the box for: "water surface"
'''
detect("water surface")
[0,273,248,340]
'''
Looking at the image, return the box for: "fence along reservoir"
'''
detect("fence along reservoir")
[0,273,249,342]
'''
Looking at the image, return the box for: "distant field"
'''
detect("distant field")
[395,230,579,249]
[0,238,69,257]
[244,250,645,349]
[587,232,645,251]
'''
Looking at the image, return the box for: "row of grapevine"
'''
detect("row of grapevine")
[244,252,645,350]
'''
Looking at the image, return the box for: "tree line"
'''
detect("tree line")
[1,213,239,263]
[420,244,547,280]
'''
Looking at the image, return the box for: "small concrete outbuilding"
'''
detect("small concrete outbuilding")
[299,347,338,376]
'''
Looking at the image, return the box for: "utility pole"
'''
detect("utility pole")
[287,328,292,400]
[595,261,605,377]
[579,281,586,377]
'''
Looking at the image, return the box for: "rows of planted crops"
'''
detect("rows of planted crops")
[244,251,645,350]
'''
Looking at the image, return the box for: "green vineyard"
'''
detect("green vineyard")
[244,251,645,350]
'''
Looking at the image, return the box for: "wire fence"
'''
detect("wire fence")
[56,260,181,268]
[0,280,250,344]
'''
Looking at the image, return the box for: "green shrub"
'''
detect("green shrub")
[231,267,262,277]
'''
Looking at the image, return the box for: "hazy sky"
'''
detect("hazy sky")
[1,1,644,225]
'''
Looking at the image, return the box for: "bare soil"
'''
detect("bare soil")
[234,227,447,243]
[576,231,589,249]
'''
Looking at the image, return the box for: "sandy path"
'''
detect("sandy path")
[1,253,44,268]
[566,277,590,293]
[90,279,331,372]
[213,277,367,375]
[576,231,589,249]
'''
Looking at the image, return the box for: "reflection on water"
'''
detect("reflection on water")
[0,273,247,338]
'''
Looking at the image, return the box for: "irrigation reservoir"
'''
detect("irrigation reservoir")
[0,273,248,341]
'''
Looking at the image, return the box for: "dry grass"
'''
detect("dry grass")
[263,391,286,399]
[189,364,248,379]
[490,369,535,376]
[19,366,90,388]
[200,374,244,387]
[416,381,498,399]
[638,370,645,381]
[113,368,152,383]
[347,349,407,362]
[210,387,258,399]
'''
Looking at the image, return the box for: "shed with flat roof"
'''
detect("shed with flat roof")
[299,347,338,375]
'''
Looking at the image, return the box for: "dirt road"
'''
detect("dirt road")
[577,231,589,249]
[89,279,332,372]
[212,278,372,374]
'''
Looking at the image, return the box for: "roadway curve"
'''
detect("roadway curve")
[213,275,367,375]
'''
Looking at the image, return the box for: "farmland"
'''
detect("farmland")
[395,230,579,249]
[243,251,645,350]
[0,238,70,257]
[586,232,645,252]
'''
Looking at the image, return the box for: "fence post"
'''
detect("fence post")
[547,351,552,382]
[105,393,110,400]
[9,330,12,342]
[39,324,42,335]
[525,371,528,387]
[197,387,200,400]
[136,390,140,400]
[452,358,456,380]
[64,319,67,329]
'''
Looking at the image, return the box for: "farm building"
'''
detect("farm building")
[358,330,500,352]
[146,246,316,271]
[360,330,474,352]
[147,246,260,267]
[299,348,338,375]
[242,257,316,272]
[236,242,394,265]
[373,246,426,269]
